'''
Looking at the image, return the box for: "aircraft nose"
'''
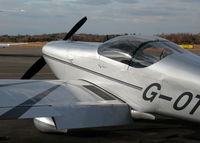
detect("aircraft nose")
[42,41,68,60]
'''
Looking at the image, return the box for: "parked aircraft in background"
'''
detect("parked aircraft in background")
[0,43,27,47]
[0,17,200,134]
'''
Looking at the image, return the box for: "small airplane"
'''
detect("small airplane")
[0,43,27,48]
[0,16,200,134]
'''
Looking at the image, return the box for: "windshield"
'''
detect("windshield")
[98,35,187,68]
[132,41,185,68]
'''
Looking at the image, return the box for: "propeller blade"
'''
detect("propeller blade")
[63,16,87,40]
[21,57,46,79]
[21,17,87,79]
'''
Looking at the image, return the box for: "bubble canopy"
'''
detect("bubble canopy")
[98,35,186,68]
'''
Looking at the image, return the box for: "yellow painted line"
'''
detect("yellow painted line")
[179,45,194,49]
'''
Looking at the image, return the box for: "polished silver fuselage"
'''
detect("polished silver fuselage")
[43,40,200,123]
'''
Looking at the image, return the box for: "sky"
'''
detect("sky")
[0,0,200,35]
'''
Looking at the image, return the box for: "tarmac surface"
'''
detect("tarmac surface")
[0,46,200,143]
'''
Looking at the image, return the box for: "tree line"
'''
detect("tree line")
[0,33,200,44]
[0,33,119,43]
[158,33,200,44]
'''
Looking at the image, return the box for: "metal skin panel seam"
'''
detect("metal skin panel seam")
[43,54,143,91]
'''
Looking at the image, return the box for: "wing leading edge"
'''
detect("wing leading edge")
[0,80,133,129]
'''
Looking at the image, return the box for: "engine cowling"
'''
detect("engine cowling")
[33,117,68,133]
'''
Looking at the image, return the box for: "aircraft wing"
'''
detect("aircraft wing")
[0,80,133,129]
[0,43,27,47]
